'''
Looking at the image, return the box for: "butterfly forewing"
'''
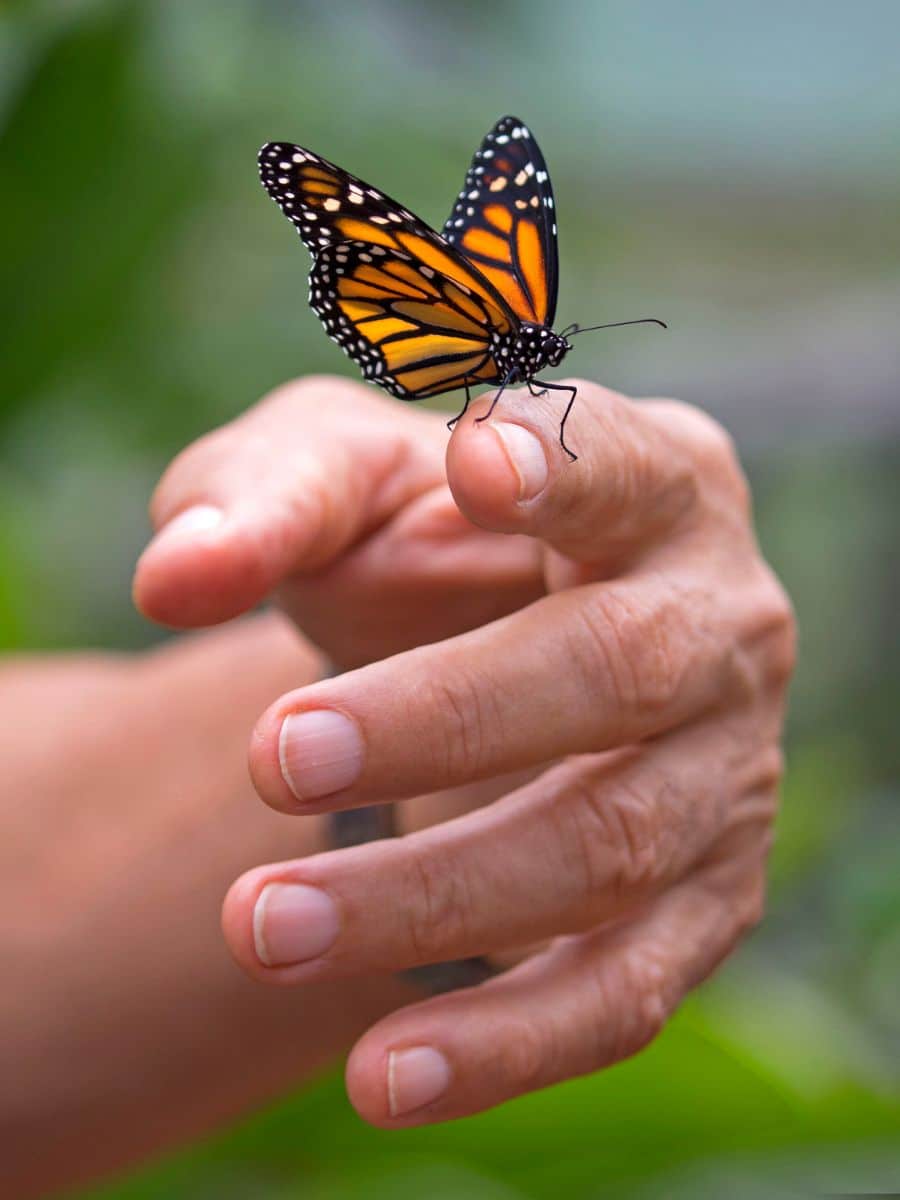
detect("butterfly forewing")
[259,141,517,330]
[310,241,505,399]
[260,142,419,253]
[259,140,522,398]
[442,115,558,328]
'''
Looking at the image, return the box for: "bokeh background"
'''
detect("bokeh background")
[1,1,898,1196]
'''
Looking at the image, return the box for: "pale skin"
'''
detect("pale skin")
[134,375,795,1126]
[0,617,422,1199]
[0,374,793,1197]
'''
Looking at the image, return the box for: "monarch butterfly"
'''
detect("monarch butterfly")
[259,115,664,460]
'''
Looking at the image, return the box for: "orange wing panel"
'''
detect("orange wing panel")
[516,218,548,324]
[395,355,487,393]
[383,334,487,372]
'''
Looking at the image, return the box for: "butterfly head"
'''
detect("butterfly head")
[514,322,571,377]
[545,329,572,368]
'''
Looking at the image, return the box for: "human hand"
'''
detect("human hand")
[133,378,544,669]
[135,375,795,1127]
[0,617,421,1198]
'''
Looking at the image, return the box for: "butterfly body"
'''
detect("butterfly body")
[259,115,662,459]
[490,322,571,383]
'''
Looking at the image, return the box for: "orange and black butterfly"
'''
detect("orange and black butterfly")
[259,115,664,459]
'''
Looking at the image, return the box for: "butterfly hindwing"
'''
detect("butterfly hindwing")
[310,241,506,399]
[442,115,558,328]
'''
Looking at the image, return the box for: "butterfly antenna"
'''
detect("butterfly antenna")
[563,318,667,337]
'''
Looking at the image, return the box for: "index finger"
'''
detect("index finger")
[133,375,447,627]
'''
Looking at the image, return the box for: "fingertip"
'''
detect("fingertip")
[345,1037,393,1127]
[221,866,272,980]
[347,1021,457,1127]
[446,406,530,533]
[133,513,275,627]
[248,700,302,815]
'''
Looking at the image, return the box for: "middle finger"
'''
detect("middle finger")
[226,721,774,982]
[249,566,729,813]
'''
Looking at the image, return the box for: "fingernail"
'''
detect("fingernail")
[278,710,365,801]
[151,504,224,548]
[493,422,548,501]
[253,882,340,966]
[387,1046,451,1117]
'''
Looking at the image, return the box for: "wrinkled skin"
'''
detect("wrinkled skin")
[135,374,795,1127]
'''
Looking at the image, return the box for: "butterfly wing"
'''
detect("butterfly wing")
[310,240,507,399]
[259,139,517,321]
[259,140,522,396]
[442,115,558,328]
[260,140,423,255]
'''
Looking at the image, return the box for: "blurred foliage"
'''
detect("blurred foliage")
[1,1,898,1197]
[80,1009,900,1200]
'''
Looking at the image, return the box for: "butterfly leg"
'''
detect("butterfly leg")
[532,380,578,462]
[474,368,517,426]
[527,380,548,398]
[446,379,474,431]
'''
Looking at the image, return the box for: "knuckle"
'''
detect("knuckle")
[148,427,227,526]
[667,402,750,512]
[417,667,502,781]
[262,373,393,423]
[595,391,637,490]
[493,1018,548,1094]
[592,943,671,1065]
[734,873,768,936]
[705,432,751,513]
[562,770,667,903]
[755,745,785,794]
[720,642,760,708]
[261,373,346,410]
[634,398,755,522]
[607,780,672,889]
[737,566,797,697]
[620,944,671,1042]
[759,571,797,688]
[739,873,768,934]
[402,849,471,963]
[573,587,695,731]
[592,392,699,527]
[684,405,738,465]
[273,459,340,564]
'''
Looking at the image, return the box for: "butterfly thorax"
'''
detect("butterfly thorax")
[490,322,571,384]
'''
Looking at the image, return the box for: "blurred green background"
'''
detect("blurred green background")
[1,1,898,1197]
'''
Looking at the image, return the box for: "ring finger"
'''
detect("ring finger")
[223,719,777,983]
[249,557,733,815]
[346,854,766,1125]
